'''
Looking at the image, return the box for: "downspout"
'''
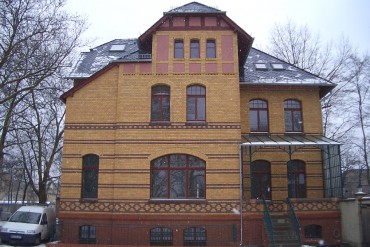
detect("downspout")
[239,145,244,246]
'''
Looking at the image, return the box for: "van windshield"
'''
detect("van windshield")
[9,211,41,224]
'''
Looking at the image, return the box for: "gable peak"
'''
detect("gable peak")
[165,2,224,14]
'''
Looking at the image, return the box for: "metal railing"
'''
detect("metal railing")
[262,196,275,247]
[286,198,301,245]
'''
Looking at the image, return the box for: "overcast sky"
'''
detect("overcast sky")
[65,0,369,54]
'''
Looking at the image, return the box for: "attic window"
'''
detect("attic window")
[255,63,268,70]
[271,63,284,70]
[110,44,126,51]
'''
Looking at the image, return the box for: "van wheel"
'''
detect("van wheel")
[34,235,41,245]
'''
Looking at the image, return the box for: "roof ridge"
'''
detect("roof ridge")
[166,1,222,14]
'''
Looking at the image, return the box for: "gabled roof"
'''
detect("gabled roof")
[138,2,254,66]
[165,2,224,14]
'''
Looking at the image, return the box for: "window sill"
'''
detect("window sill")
[250,132,269,135]
[149,198,207,204]
[185,121,207,126]
[150,121,171,126]
[285,132,304,135]
[80,198,98,203]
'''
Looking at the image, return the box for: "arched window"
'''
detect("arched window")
[187,85,206,122]
[151,85,170,122]
[304,224,322,238]
[150,227,173,246]
[82,154,99,199]
[151,154,205,199]
[288,160,306,198]
[190,39,200,58]
[184,227,206,246]
[249,99,269,132]
[251,160,271,199]
[284,99,303,132]
[79,225,96,244]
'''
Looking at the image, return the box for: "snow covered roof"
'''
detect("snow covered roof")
[241,48,335,97]
[68,40,335,96]
[68,39,142,79]
[165,2,224,14]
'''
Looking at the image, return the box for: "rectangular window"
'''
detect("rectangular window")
[174,39,184,59]
[206,40,216,58]
[82,154,99,199]
[190,39,200,58]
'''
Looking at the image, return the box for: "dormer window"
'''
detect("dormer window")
[109,44,125,51]
[271,63,284,70]
[255,63,268,70]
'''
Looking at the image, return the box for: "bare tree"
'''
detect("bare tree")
[267,20,370,188]
[0,0,86,199]
[11,74,67,204]
[0,0,86,178]
[268,20,352,82]
[341,54,370,186]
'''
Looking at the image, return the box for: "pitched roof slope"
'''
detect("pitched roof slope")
[68,39,140,78]
[166,2,224,14]
[242,48,335,97]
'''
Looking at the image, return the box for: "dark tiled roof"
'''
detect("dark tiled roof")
[242,48,332,87]
[69,39,335,91]
[68,39,140,78]
[166,2,223,14]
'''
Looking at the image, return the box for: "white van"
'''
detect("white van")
[0,205,56,245]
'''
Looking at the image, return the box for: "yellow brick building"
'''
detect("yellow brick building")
[59,2,343,246]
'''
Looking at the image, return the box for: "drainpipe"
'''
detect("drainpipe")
[239,145,244,246]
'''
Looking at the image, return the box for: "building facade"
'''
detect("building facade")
[59,2,343,246]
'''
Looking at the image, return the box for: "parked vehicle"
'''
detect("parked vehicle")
[0,205,56,245]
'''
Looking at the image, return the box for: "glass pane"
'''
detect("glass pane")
[151,170,168,198]
[250,110,258,131]
[170,170,186,198]
[190,40,200,58]
[174,40,183,58]
[293,111,302,131]
[170,154,186,168]
[153,85,170,95]
[196,228,206,240]
[152,156,168,168]
[285,111,292,131]
[83,169,98,198]
[90,226,96,238]
[259,110,268,131]
[206,40,216,58]
[189,156,205,168]
[197,97,206,120]
[162,96,170,121]
[187,97,196,120]
[81,226,88,238]
[188,170,205,198]
[151,97,160,120]
[184,228,195,241]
